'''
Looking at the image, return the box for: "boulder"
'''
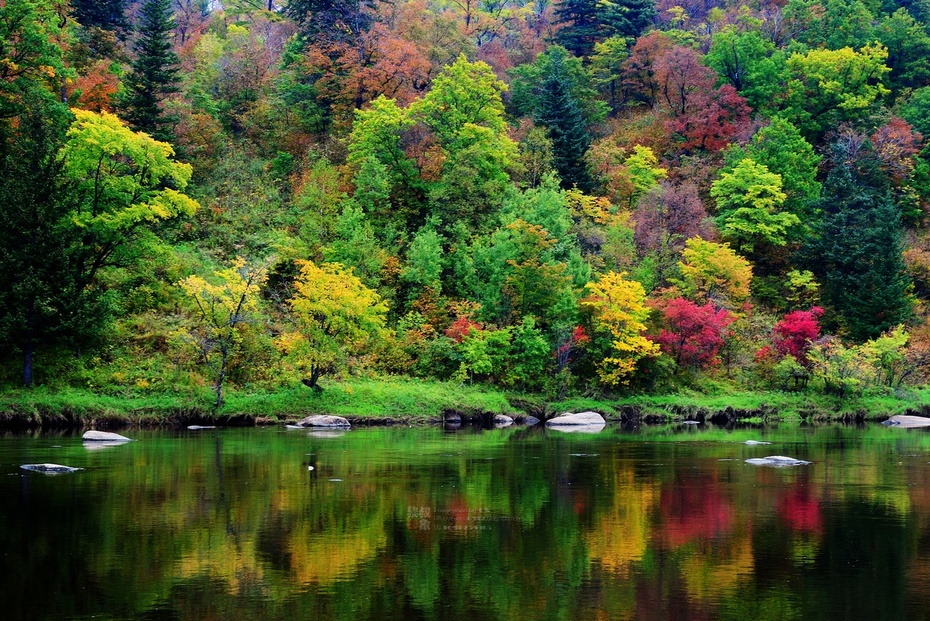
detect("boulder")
[523,416,541,426]
[546,411,606,427]
[745,455,811,467]
[295,415,351,428]
[744,440,772,445]
[493,414,514,428]
[444,413,462,423]
[20,463,82,474]
[187,425,216,430]
[82,430,131,442]
[882,415,930,429]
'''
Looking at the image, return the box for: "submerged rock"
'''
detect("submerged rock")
[882,415,930,429]
[744,440,772,445]
[295,415,351,428]
[546,411,606,427]
[82,430,131,442]
[745,455,811,467]
[187,425,216,430]
[493,414,514,428]
[20,463,82,474]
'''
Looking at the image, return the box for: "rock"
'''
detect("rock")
[493,414,514,428]
[82,430,131,442]
[187,425,216,430]
[295,415,351,428]
[682,420,701,425]
[882,415,930,429]
[523,416,541,426]
[20,463,82,474]
[546,411,606,427]
[745,455,811,467]
[444,413,461,423]
[744,440,772,445]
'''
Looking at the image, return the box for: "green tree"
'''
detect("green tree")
[807,159,912,341]
[711,158,800,254]
[70,0,129,36]
[553,0,655,58]
[120,0,181,141]
[534,49,594,191]
[509,46,607,126]
[724,117,822,223]
[704,26,788,117]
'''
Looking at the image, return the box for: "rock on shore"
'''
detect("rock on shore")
[295,415,351,428]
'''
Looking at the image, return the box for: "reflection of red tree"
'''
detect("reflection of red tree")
[658,476,734,547]
[776,483,822,533]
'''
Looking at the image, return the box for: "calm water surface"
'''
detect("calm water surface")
[2,423,930,620]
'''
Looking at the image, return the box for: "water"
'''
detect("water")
[1,423,930,620]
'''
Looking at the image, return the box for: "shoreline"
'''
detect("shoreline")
[1,378,929,430]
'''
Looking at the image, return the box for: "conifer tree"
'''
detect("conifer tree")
[554,0,655,57]
[535,52,594,192]
[808,159,912,341]
[120,0,180,141]
[70,0,129,35]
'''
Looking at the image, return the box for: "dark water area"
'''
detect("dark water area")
[2,423,930,620]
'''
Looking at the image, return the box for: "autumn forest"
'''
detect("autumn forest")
[3,0,930,413]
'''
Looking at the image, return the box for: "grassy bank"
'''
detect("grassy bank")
[1,378,928,428]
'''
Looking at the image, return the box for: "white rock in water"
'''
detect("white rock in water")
[295,415,351,428]
[20,463,82,474]
[882,415,930,429]
[745,455,811,467]
[744,440,772,445]
[187,425,216,430]
[546,411,606,427]
[493,414,514,428]
[82,430,131,442]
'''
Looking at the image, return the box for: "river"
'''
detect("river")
[1,423,929,620]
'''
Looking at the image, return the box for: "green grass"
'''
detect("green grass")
[1,379,928,428]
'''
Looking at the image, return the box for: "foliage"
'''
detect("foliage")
[119,0,181,142]
[177,258,267,408]
[276,260,387,389]
[655,298,735,369]
[773,307,823,363]
[580,271,659,386]
[673,238,753,310]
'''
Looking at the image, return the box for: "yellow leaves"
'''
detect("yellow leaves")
[675,238,753,309]
[581,271,659,385]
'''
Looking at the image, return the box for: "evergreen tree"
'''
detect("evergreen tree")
[535,52,594,192]
[807,159,912,341]
[554,0,655,57]
[70,0,129,36]
[120,0,180,142]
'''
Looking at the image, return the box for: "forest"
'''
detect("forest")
[3,0,930,414]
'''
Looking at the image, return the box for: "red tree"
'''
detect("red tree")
[655,298,735,368]
[773,307,823,361]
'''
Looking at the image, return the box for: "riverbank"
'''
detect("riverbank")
[1,378,929,429]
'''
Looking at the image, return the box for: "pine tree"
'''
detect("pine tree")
[554,0,655,58]
[120,0,180,142]
[808,160,912,341]
[70,0,129,36]
[535,52,594,192]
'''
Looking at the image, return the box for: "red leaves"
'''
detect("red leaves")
[655,298,734,368]
[773,307,823,361]
[444,316,481,342]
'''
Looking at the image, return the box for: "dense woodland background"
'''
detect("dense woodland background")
[3,0,930,406]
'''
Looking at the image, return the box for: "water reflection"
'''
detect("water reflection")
[1,424,930,620]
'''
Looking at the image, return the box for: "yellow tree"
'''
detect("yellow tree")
[580,271,659,386]
[277,260,387,390]
[178,258,267,409]
[674,238,753,310]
